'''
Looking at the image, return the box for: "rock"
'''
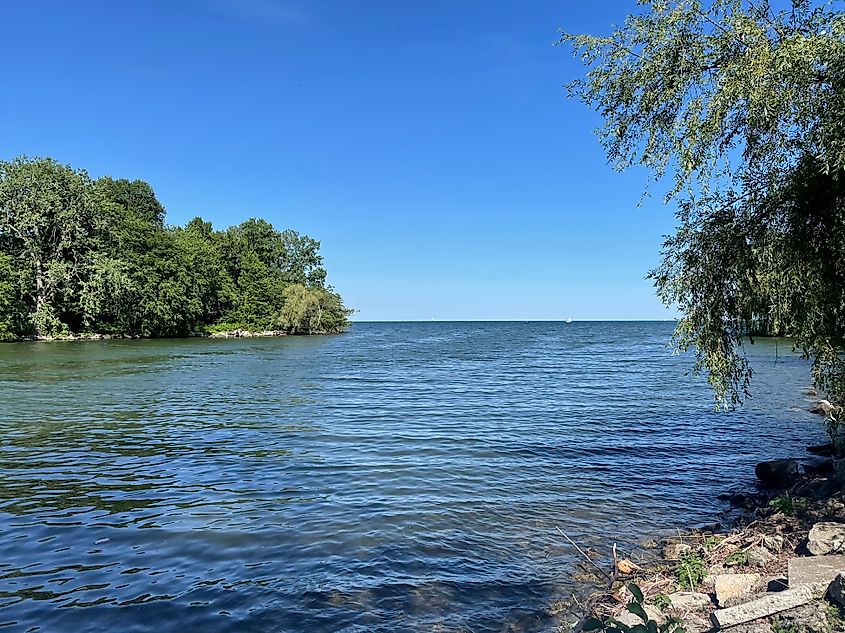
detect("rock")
[810,399,835,415]
[805,458,835,477]
[807,522,845,555]
[763,534,785,553]
[755,459,799,487]
[788,555,845,585]
[808,443,835,456]
[827,573,845,607]
[746,546,776,567]
[718,492,749,507]
[774,600,835,633]
[808,387,818,397]
[722,623,773,633]
[711,582,828,629]
[663,541,692,560]
[715,573,760,607]
[667,591,712,611]
[614,604,663,627]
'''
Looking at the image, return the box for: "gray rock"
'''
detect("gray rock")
[755,459,799,487]
[663,541,692,560]
[666,591,712,611]
[746,545,776,567]
[715,573,760,607]
[807,522,845,555]
[614,604,663,627]
[774,600,835,633]
[763,534,785,553]
[788,555,845,585]
[711,582,828,629]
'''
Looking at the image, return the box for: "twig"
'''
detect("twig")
[557,526,614,583]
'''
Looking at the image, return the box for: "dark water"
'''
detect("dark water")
[0,322,825,632]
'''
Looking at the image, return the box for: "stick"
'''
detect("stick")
[556,526,614,583]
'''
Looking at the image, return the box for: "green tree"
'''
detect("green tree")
[0,157,101,336]
[278,284,353,334]
[563,0,845,405]
[0,252,24,339]
[0,155,350,339]
[96,177,166,227]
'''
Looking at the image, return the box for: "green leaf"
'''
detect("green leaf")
[628,583,644,603]
[627,601,649,623]
[582,617,605,631]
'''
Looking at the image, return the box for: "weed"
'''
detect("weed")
[724,551,749,567]
[652,593,672,612]
[583,583,686,633]
[769,493,808,516]
[676,552,706,590]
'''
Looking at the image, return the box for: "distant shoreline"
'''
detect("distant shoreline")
[2,328,348,343]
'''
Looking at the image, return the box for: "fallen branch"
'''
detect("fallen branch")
[557,526,614,583]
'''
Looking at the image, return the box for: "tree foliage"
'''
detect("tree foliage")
[0,156,351,339]
[563,0,845,405]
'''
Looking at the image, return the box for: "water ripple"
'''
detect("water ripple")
[0,322,824,632]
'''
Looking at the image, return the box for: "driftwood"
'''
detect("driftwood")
[556,526,614,584]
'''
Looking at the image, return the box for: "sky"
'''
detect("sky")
[0,1,681,321]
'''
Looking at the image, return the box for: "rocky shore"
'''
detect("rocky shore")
[12,329,294,342]
[563,438,845,633]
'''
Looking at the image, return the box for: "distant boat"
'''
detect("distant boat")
[566,317,573,324]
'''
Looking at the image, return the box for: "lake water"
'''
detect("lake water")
[0,322,825,632]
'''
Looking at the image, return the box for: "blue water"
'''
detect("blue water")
[0,322,825,632]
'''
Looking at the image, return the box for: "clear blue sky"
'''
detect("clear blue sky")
[1,1,680,321]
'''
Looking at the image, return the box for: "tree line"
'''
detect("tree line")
[0,156,352,340]
[563,0,845,406]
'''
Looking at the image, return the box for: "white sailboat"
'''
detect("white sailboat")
[566,317,573,324]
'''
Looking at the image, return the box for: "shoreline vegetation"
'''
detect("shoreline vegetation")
[0,156,352,342]
[559,396,845,633]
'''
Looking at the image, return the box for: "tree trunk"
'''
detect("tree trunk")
[34,258,47,336]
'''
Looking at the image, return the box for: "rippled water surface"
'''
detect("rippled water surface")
[0,322,825,632]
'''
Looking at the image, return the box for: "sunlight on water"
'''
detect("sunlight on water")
[0,322,825,632]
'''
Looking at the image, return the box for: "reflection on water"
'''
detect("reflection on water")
[0,323,824,632]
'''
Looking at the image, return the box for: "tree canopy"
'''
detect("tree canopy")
[562,0,845,406]
[0,156,352,340]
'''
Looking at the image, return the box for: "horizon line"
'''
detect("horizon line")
[349,319,679,323]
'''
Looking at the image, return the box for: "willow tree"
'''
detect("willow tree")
[562,0,845,406]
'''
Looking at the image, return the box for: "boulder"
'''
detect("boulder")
[807,443,835,456]
[667,591,712,611]
[788,555,845,585]
[807,522,845,555]
[810,399,835,415]
[804,457,835,477]
[663,541,692,560]
[715,573,760,607]
[755,459,799,487]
